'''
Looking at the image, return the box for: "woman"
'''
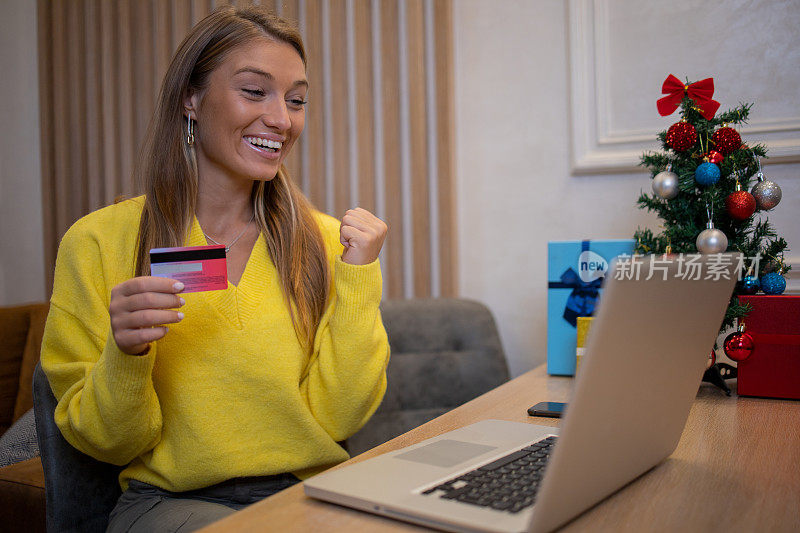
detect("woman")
[39,6,389,532]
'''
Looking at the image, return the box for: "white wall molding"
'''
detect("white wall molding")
[567,0,800,175]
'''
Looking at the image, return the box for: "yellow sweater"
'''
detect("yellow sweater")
[40,197,389,492]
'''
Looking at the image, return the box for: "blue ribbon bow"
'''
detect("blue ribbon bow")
[548,268,602,327]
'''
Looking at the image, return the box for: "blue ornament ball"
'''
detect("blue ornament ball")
[695,162,721,186]
[738,275,760,295]
[760,272,786,295]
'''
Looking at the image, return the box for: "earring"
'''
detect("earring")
[186,115,195,146]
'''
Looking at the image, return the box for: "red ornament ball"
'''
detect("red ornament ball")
[711,127,742,155]
[724,330,754,362]
[706,150,724,164]
[666,122,697,152]
[725,190,757,220]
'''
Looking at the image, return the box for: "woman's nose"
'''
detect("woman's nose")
[262,99,291,131]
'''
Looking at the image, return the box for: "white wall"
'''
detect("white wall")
[0,0,44,305]
[454,0,800,377]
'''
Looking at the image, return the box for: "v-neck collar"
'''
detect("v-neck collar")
[187,216,271,329]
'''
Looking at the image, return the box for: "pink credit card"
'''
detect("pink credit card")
[150,245,227,292]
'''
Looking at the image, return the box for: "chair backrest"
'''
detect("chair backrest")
[33,363,123,533]
[346,298,510,455]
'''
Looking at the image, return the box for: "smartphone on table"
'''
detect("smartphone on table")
[527,401,566,418]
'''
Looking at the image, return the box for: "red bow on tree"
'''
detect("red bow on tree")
[657,74,720,120]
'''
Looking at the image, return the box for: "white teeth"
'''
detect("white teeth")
[245,136,282,150]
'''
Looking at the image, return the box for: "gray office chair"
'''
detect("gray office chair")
[33,363,123,533]
[346,298,510,455]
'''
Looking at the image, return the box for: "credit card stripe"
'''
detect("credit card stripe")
[151,262,204,275]
[150,248,226,263]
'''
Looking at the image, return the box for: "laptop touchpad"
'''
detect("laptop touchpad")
[395,440,497,468]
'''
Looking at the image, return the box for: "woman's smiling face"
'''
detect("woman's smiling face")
[185,37,307,184]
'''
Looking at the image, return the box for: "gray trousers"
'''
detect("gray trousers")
[106,474,300,532]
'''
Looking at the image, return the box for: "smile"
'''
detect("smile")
[244,136,282,153]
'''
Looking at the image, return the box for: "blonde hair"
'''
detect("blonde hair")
[134,5,328,350]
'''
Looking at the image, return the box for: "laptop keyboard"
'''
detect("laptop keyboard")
[421,435,557,514]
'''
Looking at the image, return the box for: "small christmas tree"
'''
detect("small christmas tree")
[634,74,790,333]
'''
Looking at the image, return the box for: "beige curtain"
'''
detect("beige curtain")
[38,0,455,299]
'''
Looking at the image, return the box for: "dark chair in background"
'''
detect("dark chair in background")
[347,298,510,455]
[33,363,124,533]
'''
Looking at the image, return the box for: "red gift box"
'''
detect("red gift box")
[736,295,800,400]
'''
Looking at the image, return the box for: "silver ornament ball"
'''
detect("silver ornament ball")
[652,170,679,199]
[751,179,782,210]
[696,228,728,254]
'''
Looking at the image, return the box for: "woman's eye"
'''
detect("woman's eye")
[242,88,265,97]
[288,98,308,108]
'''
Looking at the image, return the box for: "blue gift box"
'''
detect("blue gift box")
[547,239,635,375]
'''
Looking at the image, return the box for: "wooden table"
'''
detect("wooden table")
[201,365,800,532]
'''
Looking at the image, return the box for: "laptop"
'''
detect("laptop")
[304,254,739,532]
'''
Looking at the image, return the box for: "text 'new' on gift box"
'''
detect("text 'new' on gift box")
[547,239,635,376]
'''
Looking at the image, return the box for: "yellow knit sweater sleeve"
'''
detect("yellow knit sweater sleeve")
[40,202,163,465]
[300,214,390,442]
